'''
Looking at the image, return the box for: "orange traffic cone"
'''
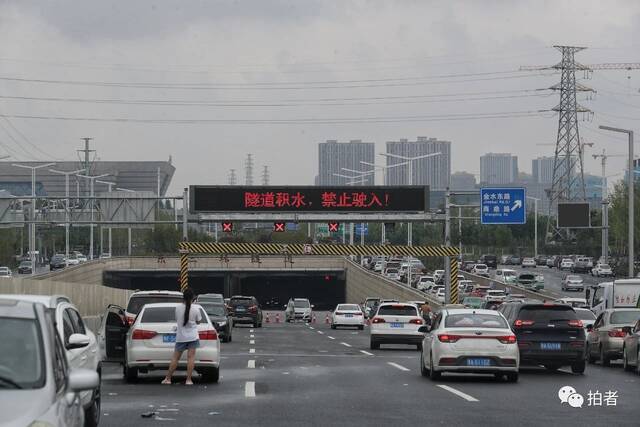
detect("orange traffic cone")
[325,313,330,324]
[312,314,317,324]
[275,313,280,323]
[265,312,270,323]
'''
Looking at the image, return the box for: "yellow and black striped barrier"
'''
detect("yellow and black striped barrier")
[450,257,459,305]
[178,241,459,257]
[179,249,189,292]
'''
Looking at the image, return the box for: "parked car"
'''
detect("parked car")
[479,254,497,269]
[369,302,425,350]
[49,254,67,271]
[18,260,33,274]
[495,268,517,283]
[101,302,221,383]
[560,258,575,271]
[555,297,588,308]
[472,264,490,277]
[285,298,313,323]
[419,308,518,382]
[331,304,365,330]
[200,302,233,342]
[0,298,99,427]
[591,263,613,277]
[517,273,543,291]
[561,274,585,292]
[498,302,586,373]
[2,294,102,426]
[586,308,640,366]
[123,290,184,326]
[0,266,12,278]
[572,257,593,273]
[230,295,263,327]
[506,255,522,266]
[622,317,640,373]
[535,255,549,266]
[521,258,536,268]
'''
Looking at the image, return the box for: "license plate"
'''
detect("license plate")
[466,358,491,366]
[345,314,353,318]
[235,307,245,312]
[163,334,176,343]
[540,342,561,350]
[390,322,404,328]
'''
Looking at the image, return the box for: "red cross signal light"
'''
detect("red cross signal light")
[328,222,340,232]
[221,222,233,232]
[273,222,286,232]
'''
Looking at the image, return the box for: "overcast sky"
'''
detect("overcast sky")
[0,0,638,192]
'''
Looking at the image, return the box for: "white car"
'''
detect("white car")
[122,290,184,326]
[495,269,517,283]
[560,258,575,270]
[1,294,102,426]
[521,258,536,268]
[99,252,112,259]
[574,308,597,332]
[591,263,613,277]
[472,264,490,277]
[102,303,220,383]
[384,268,401,281]
[0,266,12,277]
[370,302,425,350]
[485,289,507,301]
[555,297,589,308]
[66,256,80,266]
[331,304,365,330]
[75,253,88,263]
[435,288,446,303]
[373,261,383,272]
[419,308,519,381]
[433,269,445,283]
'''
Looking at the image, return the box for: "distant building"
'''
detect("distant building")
[0,160,175,197]
[480,153,518,185]
[385,136,451,190]
[532,156,554,184]
[450,171,476,191]
[317,140,375,186]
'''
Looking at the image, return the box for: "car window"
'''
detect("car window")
[337,304,360,311]
[574,310,596,321]
[66,308,86,335]
[141,307,177,323]
[377,305,418,316]
[53,327,68,392]
[610,311,640,325]
[231,298,255,306]
[294,300,310,308]
[0,316,45,389]
[518,306,577,322]
[127,295,183,314]
[201,304,225,317]
[62,310,74,344]
[445,313,508,328]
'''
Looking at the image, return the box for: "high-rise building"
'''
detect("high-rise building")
[450,171,477,191]
[317,140,375,185]
[480,153,518,184]
[532,156,555,184]
[385,136,451,190]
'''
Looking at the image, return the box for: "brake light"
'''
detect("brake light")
[248,305,258,313]
[497,335,517,344]
[409,318,423,325]
[371,317,386,324]
[438,334,461,343]
[198,330,218,340]
[568,319,583,328]
[608,329,627,338]
[570,341,585,348]
[514,319,535,328]
[126,315,135,326]
[132,329,157,340]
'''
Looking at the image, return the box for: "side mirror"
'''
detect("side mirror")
[621,326,632,335]
[66,333,90,350]
[586,324,593,332]
[68,368,99,393]
[418,325,430,333]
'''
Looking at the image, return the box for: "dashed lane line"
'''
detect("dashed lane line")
[250,334,255,338]
[327,336,336,340]
[245,381,256,398]
[250,340,255,345]
[249,348,256,354]
[317,331,324,335]
[387,362,410,372]
[340,342,352,348]
[360,350,374,356]
[247,360,255,369]
[249,329,254,333]
[309,326,315,330]
[437,384,479,402]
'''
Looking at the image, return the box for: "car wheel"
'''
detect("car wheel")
[331,324,336,329]
[571,360,586,374]
[600,346,611,367]
[429,353,441,380]
[506,372,518,383]
[420,352,429,377]
[124,365,138,383]
[493,373,504,381]
[84,371,101,427]
[586,344,597,364]
[201,367,220,383]
[623,347,633,372]
[370,339,379,350]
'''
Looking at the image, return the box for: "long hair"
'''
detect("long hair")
[183,288,194,326]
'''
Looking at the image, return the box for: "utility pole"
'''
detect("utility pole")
[182,187,189,241]
[116,187,136,256]
[592,149,624,264]
[444,188,452,304]
[96,180,115,256]
[78,138,95,195]
[77,173,109,260]
[50,168,85,265]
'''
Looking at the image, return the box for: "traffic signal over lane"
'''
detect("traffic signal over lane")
[273,222,286,232]
[222,222,233,232]
[328,222,340,232]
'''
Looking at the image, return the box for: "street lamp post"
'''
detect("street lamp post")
[96,180,116,256]
[334,172,374,245]
[527,196,540,258]
[12,163,55,275]
[77,173,109,260]
[116,187,136,256]
[50,168,85,265]
[599,125,635,277]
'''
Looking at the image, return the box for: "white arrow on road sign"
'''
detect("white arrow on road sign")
[511,200,522,211]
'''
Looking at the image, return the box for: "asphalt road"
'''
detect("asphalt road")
[99,311,639,427]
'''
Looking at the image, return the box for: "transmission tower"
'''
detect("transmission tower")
[245,154,254,185]
[261,166,270,186]
[228,169,237,185]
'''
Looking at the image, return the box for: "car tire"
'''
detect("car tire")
[571,360,586,374]
[84,370,101,427]
[506,372,518,383]
[493,373,504,381]
[124,365,138,383]
[331,324,336,329]
[429,353,441,380]
[623,347,633,372]
[370,339,379,350]
[420,352,429,377]
[586,344,597,364]
[600,346,611,367]
[201,367,220,383]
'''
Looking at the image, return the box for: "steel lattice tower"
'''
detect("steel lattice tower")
[228,169,237,185]
[261,166,270,186]
[545,45,594,242]
[245,154,254,185]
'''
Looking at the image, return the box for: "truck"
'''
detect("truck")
[588,279,640,317]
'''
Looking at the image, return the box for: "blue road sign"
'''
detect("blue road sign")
[355,224,369,236]
[480,187,526,224]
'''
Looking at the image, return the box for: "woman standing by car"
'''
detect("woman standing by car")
[162,288,202,385]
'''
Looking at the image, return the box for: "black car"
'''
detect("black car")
[200,302,233,343]
[49,254,66,271]
[479,254,497,269]
[228,295,263,327]
[17,260,33,274]
[498,302,586,373]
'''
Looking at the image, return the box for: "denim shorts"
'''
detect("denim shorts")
[175,340,200,352]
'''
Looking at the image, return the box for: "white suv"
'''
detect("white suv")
[0,294,102,427]
[472,264,490,277]
[122,290,184,326]
[369,303,425,350]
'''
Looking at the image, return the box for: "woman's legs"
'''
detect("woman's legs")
[163,350,183,383]
[185,347,197,384]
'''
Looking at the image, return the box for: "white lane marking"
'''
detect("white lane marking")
[249,340,255,345]
[249,348,255,354]
[327,336,335,340]
[309,326,315,330]
[245,381,256,398]
[249,329,254,333]
[317,331,324,335]
[360,350,374,356]
[247,360,255,369]
[437,385,479,402]
[340,342,352,348]
[387,362,410,372]
[250,334,255,338]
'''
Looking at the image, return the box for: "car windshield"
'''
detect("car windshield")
[519,274,535,280]
[575,310,596,321]
[19,261,31,267]
[377,305,418,316]
[463,297,483,304]
[566,275,582,281]
[386,269,398,274]
[294,300,310,308]
[231,298,255,306]
[0,317,44,389]
[199,295,224,303]
[337,304,360,311]
[504,271,516,277]
[127,295,184,315]
[599,264,611,269]
[518,306,577,322]
[445,313,508,328]
[610,311,640,324]
[141,306,207,323]
[201,304,225,317]
[475,264,487,269]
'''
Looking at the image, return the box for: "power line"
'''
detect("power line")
[0,120,38,159]
[0,115,60,160]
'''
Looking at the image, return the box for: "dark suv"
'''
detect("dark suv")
[498,302,586,373]
[229,295,263,327]
[479,254,497,269]
[49,254,66,271]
